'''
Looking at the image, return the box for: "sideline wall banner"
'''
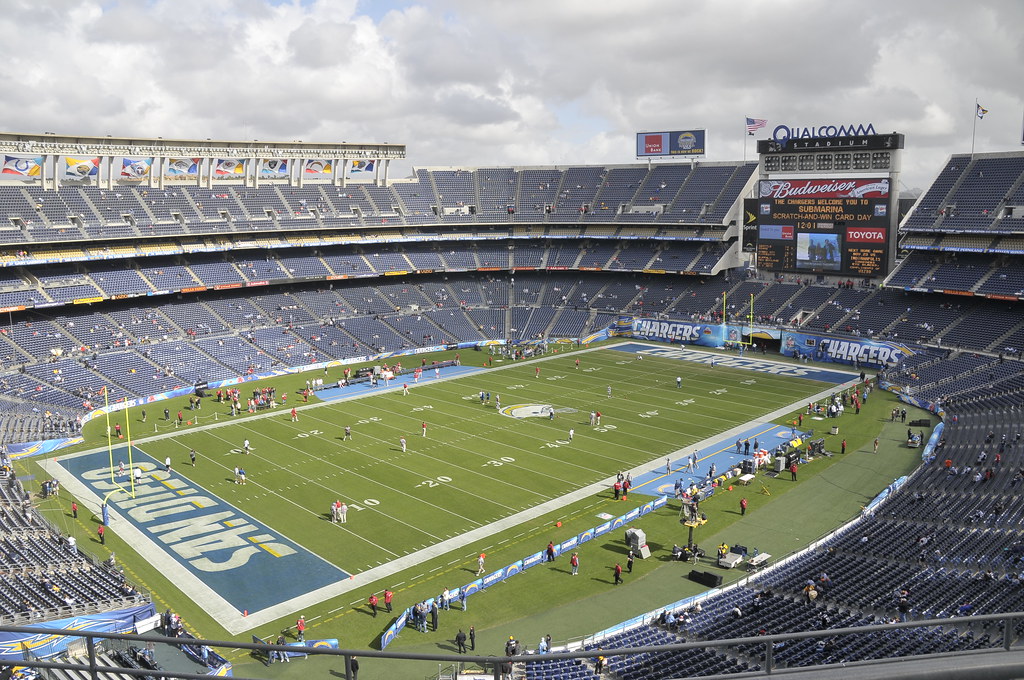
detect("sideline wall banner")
[630,319,724,347]
[781,331,912,367]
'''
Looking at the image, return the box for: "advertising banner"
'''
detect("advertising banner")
[636,130,706,157]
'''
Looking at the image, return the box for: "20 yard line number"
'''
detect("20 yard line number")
[416,475,453,489]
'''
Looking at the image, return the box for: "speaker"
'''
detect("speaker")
[732,544,748,556]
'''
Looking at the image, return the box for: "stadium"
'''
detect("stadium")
[0,113,1020,680]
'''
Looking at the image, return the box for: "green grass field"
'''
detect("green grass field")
[25,342,931,679]
[103,345,837,573]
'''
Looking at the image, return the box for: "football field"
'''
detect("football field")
[45,343,856,633]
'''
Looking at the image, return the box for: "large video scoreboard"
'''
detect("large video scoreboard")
[755,177,890,277]
[751,132,903,278]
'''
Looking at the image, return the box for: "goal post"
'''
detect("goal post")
[722,292,756,346]
[101,386,136,502]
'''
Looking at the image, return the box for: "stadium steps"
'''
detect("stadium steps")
[316,184,362,222]
[132,194,161,227]
[675,247,703,273]
[178,189,212,226]
[544,169,571,224]
[662,171,695,215]
[930,158,980,228]
[733,282,776,318]
[826,287,882,333]
[471,172,483,223]
[704,165,750,225]
[914,261,945,289]
[970,265,1000,293]
[542,307,565,338]
[985,318,1024,352]
[926,313,972,347]
[20,187,90,239]
[794,288,843,327]
[76,190,125,232]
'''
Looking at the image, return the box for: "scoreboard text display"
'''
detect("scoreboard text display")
[755,178,890,277]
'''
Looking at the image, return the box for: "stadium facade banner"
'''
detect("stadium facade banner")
[214,158,245,175]
[260,159,288,175]
[781,330,912,367]
[630,318,724,347]
[636,130,706,157]
[2,154,42,176]
[0,603,156,661]
[63,156,100,179]
[350,159,375,173]
[304,159,333,175]
[166,158,200,176]
[120,157,153,178]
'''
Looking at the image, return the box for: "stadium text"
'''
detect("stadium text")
[632,320,705,342]
[821,340,903,365]
[772,123,877,142]
[80,463,297,572]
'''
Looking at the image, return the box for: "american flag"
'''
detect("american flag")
[746,117,768,135]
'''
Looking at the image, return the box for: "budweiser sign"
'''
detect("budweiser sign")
[759,178,889,200]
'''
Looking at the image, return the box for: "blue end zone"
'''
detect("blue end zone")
[316,365,485,402]
[613,342,855,384]
[61,448,349,613]
[629,422,806,498]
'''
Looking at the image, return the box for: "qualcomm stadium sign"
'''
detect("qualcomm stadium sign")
[773,123,877,142]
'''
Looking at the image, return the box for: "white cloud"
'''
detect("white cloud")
[0,0,1020,189]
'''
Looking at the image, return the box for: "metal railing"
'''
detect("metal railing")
[0,612,1020,680]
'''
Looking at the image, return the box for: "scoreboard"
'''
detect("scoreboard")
[755,177,891,277]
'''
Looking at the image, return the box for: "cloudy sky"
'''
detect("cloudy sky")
[1,0,1021,191]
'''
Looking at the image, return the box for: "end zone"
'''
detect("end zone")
[42,446,350,633]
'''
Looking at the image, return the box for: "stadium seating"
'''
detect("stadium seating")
[0,473,147,626]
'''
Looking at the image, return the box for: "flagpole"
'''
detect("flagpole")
[971,98,978,157]
[743,119,747,162]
